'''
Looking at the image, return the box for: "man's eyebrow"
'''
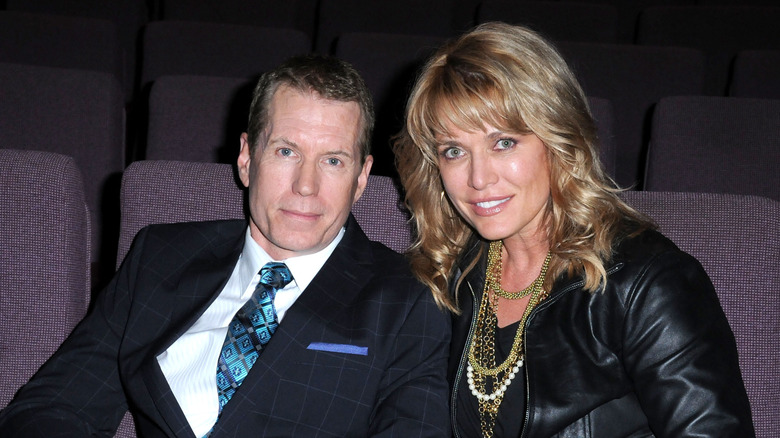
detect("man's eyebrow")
[323,150,354,158]
[268,136,298,148]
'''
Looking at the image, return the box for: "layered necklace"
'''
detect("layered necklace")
[467,240,551,438]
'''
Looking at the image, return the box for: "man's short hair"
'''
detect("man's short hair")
[246,54,375,163]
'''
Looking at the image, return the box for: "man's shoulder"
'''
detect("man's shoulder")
[128,219,247,262]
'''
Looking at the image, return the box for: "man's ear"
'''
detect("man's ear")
[237,133,251,188]
[352,155,373,204]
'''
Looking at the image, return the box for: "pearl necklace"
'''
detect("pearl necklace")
[467,356,523,401]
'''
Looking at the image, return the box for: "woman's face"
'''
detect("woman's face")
[436,123,551,245]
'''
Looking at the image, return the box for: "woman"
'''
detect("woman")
[394,22,754,437]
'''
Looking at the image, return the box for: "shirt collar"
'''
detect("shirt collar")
[237,226,346,293]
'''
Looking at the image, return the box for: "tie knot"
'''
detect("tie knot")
[259,262,293,289]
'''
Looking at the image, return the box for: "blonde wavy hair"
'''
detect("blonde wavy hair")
[394,22,652,313]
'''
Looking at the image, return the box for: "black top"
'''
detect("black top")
[456,318,526,437]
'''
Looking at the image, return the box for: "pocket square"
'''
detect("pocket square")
[307,342,368,356]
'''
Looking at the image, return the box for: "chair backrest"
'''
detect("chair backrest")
[140,21,310,90]
[637,5,780,94]
[315,0,455,53]
[158,0,316,39]
[0,11,123,87]
[587,96,617,181]
[730,49,780,99]
[0,149,90,409]
[144,75,254,162]
[0,62,125,273]
[620,191,780,438]
[477,1,619,43]
[645,96,780,201]
[6,0,147,98]
[118,160,411,266]
[557,42,706,188]
[334,32,446,177]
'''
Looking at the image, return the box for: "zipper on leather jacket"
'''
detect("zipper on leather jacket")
[518,263,622,438]
[518,279,583,438]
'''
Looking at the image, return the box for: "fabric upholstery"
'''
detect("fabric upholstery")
[315,0,455,53]
[637,5,780,95]
[0,149,90,409]
[0,62,125,270]
[159,0,315,38]
[477,0,619,43]
[7,0,149,99]
[335,32,446,177]
[140,21,310,89]
[587,96,617,181]
[145,75,254,163]
[557,42,706,188]
[117,160,411,266]
[621,191,780,438]
[730,49,780,99]
[0,11,122,85]
[645,96,780,201]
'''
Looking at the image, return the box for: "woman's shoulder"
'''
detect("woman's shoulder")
[611,225,685,266]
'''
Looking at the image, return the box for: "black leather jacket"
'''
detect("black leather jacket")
[449,229,755,437]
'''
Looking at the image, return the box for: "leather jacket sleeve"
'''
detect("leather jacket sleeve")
[619,247,754,437]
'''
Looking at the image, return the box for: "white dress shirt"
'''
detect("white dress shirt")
[156,226,345,437]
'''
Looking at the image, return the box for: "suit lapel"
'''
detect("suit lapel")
[134,221,247,437]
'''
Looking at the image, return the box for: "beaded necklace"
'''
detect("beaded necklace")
[467,240,551,438]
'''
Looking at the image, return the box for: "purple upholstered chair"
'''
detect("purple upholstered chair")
[588,96,617,181]
[730,49,780,99]
[621,191,780,438]
[144,75,254,163]
[6,0,148,98]
[645,96,780,201]
[139,21,310,90]
[315,0,455,53]
[158,0,316,39]
[637,5,780,95]
[0,149,91,410]
[118,160,411,265]
[334,32,446,177]
[557,42,706,188]
[0,62,126,287]
[477,1,619,44]
[0,11,123,87]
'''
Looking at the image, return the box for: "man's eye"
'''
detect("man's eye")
[326,157,342,166]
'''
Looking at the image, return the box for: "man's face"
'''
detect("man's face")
[237,85,372,260]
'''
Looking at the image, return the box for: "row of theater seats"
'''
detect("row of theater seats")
[1,149,778,437]
[2,2,779,187]
[3,2,780,99]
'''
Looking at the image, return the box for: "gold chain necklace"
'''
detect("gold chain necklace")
[467,240,551,438]
[487,241,551,300]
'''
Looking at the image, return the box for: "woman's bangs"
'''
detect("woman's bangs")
[423,77,512,142]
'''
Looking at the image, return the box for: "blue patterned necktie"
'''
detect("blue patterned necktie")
[216,262,293,411]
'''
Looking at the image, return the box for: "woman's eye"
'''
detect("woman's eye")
[496,138,515,149]
[443,148,463,159]
[279,148,293,157]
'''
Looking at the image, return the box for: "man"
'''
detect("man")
[0,55,451,437]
